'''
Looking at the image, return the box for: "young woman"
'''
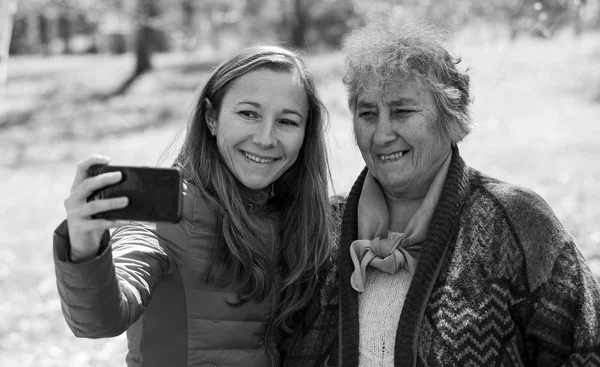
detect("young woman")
[54,45,335,367]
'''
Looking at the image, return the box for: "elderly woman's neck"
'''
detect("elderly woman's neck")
[384,193,424,233]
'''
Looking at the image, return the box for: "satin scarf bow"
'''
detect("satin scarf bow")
[350,152,452,292]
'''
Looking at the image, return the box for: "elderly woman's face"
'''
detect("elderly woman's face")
[353,82,452,199]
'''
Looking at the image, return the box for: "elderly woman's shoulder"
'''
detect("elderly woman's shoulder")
[467,168,570,240]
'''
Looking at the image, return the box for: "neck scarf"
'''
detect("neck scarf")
[350,152,452,292]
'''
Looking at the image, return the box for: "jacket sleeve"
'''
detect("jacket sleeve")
[53,219,185,338]
[524,241,600,366]
[497,187,600,365]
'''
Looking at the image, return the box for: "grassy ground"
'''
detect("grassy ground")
[1,26,600,366]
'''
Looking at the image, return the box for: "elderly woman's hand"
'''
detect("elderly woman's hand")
[63,155,129,262]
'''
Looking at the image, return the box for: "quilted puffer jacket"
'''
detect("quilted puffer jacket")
[53,183,283,367]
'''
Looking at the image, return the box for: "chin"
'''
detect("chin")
[240,180,271,190]
[379,175,407,188]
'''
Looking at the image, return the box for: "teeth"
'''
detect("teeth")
[243,151,274,164]
[379,152,404,161]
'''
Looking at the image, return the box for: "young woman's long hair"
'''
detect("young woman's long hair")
[174,46,334,333]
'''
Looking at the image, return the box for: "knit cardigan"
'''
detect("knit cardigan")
[282,145,600,367]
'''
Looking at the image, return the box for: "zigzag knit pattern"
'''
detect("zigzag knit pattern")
[416,179,600,366]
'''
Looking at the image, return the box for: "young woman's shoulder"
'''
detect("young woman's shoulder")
[181,181,219,224]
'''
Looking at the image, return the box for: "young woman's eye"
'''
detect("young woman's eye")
[279,119,299,127]
[239,110,258,119]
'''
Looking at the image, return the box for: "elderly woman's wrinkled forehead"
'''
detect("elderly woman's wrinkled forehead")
[354,66,423,91]
[362,75,425,94]
[352,75,432,109]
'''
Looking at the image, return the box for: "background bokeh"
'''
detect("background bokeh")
[1,0,600,366]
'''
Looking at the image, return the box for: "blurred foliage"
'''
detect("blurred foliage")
[7,0,600,56]
[360,0,594,38]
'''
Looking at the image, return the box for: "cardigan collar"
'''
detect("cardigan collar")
[338,143,471,367]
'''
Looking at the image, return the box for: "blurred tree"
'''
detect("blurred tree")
[133,0,158,75]
[278,0,360,49]
[11,0,116,55]
[180,0,195,51]
[310,0,362,48]
[470,0,588,38]
[57,7,72,53]
[37,11,50,54]
[355,0,590,39]
[0,0,18,116]
[111,0,161,96]
[497,0,586,38]
[288,0,310,48]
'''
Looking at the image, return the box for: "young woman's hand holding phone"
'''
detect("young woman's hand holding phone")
[63,155,130,262]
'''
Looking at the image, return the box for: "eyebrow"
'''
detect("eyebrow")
[388,98,419,106]
[236,101,304,119]
[356,100,377,109]
[237,101,261,108]
[356,98,419,108]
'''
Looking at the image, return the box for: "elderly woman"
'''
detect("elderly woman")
[282,19,600,367]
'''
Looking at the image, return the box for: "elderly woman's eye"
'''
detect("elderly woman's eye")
[358,111,377,118]
[393,109,414,115]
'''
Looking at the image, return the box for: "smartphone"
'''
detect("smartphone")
[87,165,183,223]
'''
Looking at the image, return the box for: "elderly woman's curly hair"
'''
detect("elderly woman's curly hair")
[342,18,473,142]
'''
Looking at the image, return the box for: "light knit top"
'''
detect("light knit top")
[358,231,413,367]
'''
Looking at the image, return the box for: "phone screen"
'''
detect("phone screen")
[87,165,183,223]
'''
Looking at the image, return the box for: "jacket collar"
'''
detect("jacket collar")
[338,144,471,367]
[240,185,274,214]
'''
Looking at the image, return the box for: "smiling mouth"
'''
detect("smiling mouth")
[378,150,409,162]
[242,151,277,164]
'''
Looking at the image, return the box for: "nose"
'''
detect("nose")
[252,120,277,148]
[372,112,395,146]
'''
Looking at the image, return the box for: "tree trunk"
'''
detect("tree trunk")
[181,0,195,51]
[26,11,39,54]
[290,0,309,49]
[0,0,18,117]
[109,0,159,97]
[38,13,51,55]
[135,0,160,74]
[59,10,72,54]
[134,25,152,75]
[278,0,310,48]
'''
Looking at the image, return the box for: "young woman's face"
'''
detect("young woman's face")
[210,69,308,190]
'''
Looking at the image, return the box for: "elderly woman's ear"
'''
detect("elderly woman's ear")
[440,52,471,116]
[456,74,470,113]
